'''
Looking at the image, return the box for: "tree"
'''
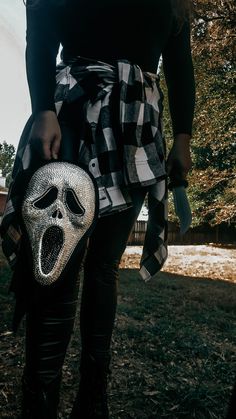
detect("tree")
[0,141,16,186]
[162,0,236,227]
[190,0,236,226]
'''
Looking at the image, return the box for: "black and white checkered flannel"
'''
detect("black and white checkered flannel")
[1,57,168,281]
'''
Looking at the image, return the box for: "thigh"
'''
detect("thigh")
[24,256,83,382]
[86,187,147,264]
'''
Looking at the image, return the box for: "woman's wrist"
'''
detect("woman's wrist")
[33,110,58,123]
[174,133,191,144]
[34,109,57,117]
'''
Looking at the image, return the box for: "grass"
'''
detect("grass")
[111,270,235,418]
[0,255,235,418]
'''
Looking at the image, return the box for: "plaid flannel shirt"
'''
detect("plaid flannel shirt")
[1,57,168,281]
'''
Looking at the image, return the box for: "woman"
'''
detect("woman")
[10,0,195,417]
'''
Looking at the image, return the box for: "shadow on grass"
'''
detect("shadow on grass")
[111,269,236,419]
[0,266,235,418]
[118,269,236,320]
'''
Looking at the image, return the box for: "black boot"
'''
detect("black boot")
[70,352,110,419]
[19,373,61,419]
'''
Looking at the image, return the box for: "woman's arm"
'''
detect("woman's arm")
[26,1,61,114]
[162,20,195,177]
[162,20,195,138]
[25,1,62,160]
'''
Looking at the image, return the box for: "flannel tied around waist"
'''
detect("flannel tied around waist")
[1,57,168,281]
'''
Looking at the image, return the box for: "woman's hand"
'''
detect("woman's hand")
[166,134,192,180]
[30,110,61,160]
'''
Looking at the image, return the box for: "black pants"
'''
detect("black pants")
[24,189,146,386]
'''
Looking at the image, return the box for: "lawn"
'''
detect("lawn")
[0,250,235,418]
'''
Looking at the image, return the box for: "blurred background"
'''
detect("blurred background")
[0,0,29,148]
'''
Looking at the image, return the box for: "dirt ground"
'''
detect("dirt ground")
[0,244,236,418]
[121,244,236,283]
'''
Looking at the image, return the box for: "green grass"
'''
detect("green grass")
[0,259,235,418]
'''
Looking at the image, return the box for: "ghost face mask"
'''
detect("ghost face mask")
[22,162,98,286]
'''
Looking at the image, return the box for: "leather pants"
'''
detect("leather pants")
[24,188,146,388]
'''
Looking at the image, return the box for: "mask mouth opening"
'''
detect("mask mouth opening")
[41,226,64,275]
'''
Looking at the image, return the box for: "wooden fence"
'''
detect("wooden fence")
[127,220,236,245]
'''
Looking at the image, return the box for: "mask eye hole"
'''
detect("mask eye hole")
[65,189,85,216]
[33,186,58,209]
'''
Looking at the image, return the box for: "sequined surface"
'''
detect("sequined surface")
[22,162,96,285]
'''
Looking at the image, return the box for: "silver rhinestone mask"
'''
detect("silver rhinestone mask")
[22,162,97,286]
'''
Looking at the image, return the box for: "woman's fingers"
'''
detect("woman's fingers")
[29,111,62,160]
[167,138,192,179]
[42,137,54,160]
[51,135,61,160]
[31,134,54,160]
[167,155,192,179]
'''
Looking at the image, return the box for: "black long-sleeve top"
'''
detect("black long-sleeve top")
[25,0,195,136]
